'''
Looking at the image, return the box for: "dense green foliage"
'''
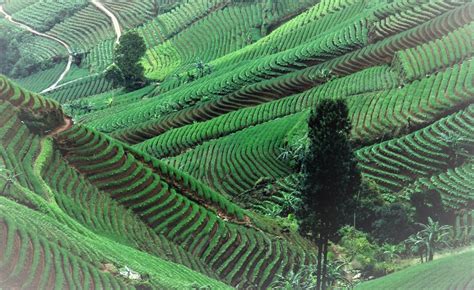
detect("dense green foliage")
[0,26,64,78]
[372,203,415,244]
[297,99,361,289]
[0,27,21,76]
[1,0,474,288]
[106,32,147,90]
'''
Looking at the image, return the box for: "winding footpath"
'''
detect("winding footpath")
[48,116,73,137]
[91,0,121,45]
[0,5,73,94]
[0,1,121,95]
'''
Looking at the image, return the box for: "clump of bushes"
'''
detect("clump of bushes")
[63,99,96,118]
[0,27,66,78]
[105,32,148,90]
[336,226,404,279]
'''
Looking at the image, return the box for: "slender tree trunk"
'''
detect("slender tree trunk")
[316,234,324,290]
[428,248,434,261]
[1,183,9,195]
[354,191,360,229]
[321,236,329,290]
[353,212,356,229]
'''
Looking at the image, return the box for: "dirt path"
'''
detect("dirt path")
[91,0,121,44]
[0,5,73,94]
[48,117,73,137]
[48,72,101,92]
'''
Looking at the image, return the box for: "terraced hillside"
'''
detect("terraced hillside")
[1,0,474,288]
[0,76,318,288]
[82,0,474,216]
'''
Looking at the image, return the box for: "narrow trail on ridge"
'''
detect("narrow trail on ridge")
[91,0,121,44]
[48,117,73,137]
[47,73,101,92]
[0,5,73,94]
[39,115,73,202]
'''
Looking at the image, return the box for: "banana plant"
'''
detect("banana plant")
[417,217,452,261]
[404,232,426,263]
[0,165,22,194]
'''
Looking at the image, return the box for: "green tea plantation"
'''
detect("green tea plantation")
[0,0,473,289]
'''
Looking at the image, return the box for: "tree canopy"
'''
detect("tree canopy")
[297,98,361,289]
[106,31,147,90]
[298,98,360,238]
[0,27,53,78]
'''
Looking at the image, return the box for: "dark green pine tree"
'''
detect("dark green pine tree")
[297,98,361,290]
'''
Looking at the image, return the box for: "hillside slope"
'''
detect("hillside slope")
[357,249,474,289]
[0,76,231,288]
[1,0,474,288]
[0,75,318,288]
[78,0,474,227]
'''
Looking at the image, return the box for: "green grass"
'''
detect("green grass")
[357,249,474,290]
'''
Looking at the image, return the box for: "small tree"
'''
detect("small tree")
[405,232,426,263]
[417,217,452,261]
[194,59,212,78]
[405,217,452,263]
[296,99,360,290]
[0,166,21,194]
[106,32,147,90]
[72,51,86,66]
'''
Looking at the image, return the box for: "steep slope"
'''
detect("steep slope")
[0,76,318,288]
[0,76,229,288]
[79,0,473,213]
[2,0,474,287]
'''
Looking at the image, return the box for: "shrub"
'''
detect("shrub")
[337,226,403,278]
[410,189,452,225]
[372,202,415,244]
[339,226,378,273]
[270,264,318,289]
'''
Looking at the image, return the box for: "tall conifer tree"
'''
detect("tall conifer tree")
[297,99,360,290]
